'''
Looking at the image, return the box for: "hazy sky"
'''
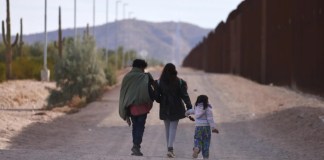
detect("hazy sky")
[0,0,242,35]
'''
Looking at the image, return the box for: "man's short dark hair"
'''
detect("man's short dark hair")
[132,59,148,68]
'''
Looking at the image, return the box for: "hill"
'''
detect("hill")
[21,19,211,65]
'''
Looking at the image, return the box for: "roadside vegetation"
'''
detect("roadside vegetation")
[0,33,162,110]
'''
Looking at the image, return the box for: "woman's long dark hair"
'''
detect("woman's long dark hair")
[195,95,209,110]
[160,63,178,85]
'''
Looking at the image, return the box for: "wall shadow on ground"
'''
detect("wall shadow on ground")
[214,106,324,160]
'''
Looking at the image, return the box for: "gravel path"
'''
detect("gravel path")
[0,68,323,160]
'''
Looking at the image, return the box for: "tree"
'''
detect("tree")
[47,34,107,107]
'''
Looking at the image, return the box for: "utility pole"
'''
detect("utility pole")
[115,0,121,68]
[93,0,96,35]
[106,0,109,63]
[41,0,50,81]
[123,3,128,20]
[74,0,77,41]
[121,3,128,68]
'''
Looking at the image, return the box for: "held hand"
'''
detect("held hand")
[185,109,193,116]
[188,116,195,121]
[212,128,219,134]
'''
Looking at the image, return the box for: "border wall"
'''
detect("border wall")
[183,0,324,96]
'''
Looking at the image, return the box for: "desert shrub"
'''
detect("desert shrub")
[47,36,107,108]
[29,42,43,57]
[96,50,116,86]
[0,62,5,82]
[12,57,42,80]
[104,64,117,86]
[11,56,55,80]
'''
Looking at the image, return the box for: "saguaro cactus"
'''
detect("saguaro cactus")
[17,18,24,56]
[54,6,64,58]
[2,0,19,79]
[83,23,90,38]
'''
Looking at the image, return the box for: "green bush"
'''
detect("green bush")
[47,36,107,108]
[11,56,55,80]
[104,64,117,86]
[0,62,5,82]
[12,57,42,80]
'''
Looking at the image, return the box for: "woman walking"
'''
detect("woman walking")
[154,63,193,158]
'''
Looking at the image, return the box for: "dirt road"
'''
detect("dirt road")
[1,68,323,160]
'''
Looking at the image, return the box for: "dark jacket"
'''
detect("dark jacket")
[155,78,193,121]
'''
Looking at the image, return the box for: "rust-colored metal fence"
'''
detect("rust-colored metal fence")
[183,0,324,96]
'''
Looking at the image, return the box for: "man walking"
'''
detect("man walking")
[119,59,155,156]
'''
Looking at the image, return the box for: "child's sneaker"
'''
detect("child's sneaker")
[192,147,200,158]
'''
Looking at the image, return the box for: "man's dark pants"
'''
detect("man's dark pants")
[130,114,147,147]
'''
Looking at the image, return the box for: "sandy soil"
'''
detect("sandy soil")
[0,68,323,160]
[0,80,65,149]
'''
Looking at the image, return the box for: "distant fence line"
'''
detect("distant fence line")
[183,0,324,96]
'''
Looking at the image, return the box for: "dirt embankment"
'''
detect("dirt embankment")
[207,73,324,157]
[0,68,132,149]
[0,80,64,149]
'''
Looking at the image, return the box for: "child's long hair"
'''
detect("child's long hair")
[195,95,209,110]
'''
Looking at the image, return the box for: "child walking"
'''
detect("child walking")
[185,95,219,159]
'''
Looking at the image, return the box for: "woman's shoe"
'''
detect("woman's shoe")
[167,147,175,158]
[167,151,176,158]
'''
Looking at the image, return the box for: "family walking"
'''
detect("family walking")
[119,59,219,159]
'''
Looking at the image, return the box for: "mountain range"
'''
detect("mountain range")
[11,19,211,65]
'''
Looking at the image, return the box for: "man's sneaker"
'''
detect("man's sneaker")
[131,146,143,156]
[167,151,176,158]
[192,147,200,158]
